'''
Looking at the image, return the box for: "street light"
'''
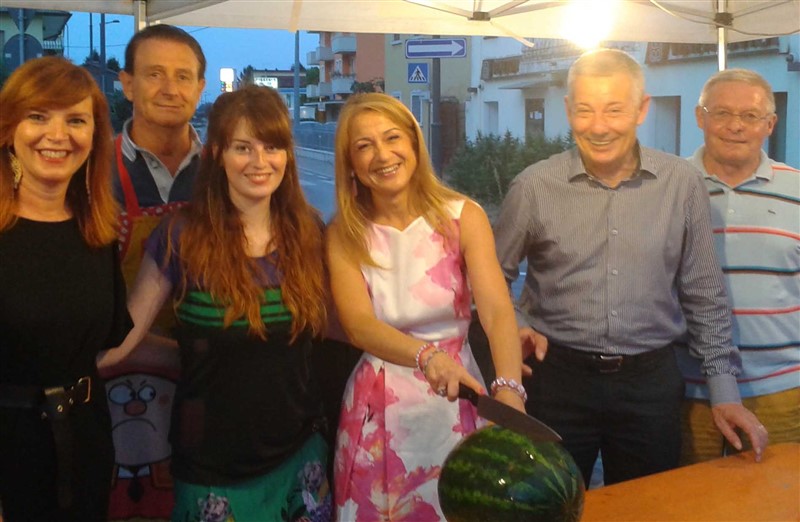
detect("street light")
[89,13,120,93]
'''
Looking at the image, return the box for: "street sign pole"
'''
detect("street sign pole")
[431,51,442,176]
[405,37,466,176]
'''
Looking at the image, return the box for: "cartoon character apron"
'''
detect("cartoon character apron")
[107,134,185,522]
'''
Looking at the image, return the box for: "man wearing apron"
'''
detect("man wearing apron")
[99,24,206,522]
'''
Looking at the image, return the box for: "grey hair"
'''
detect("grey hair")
[698,68,775,114]
[567,48,645,104]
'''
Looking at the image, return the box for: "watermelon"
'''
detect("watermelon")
[438,425,584,522]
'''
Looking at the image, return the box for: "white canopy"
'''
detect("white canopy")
[7,0,799,44]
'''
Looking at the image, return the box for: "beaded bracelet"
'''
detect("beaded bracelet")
[421,349,448,377]
[490,377,528,403]
[415,342,436,373]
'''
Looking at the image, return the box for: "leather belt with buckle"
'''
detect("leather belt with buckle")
[597,354,624,373]
[0,376,92,509]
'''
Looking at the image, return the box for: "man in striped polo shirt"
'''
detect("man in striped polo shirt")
[678,69,799,463]
[495,49,768,487]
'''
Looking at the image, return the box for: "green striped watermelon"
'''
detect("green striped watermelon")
[438,425,584,522]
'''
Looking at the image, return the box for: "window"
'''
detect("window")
[483,101,499,136]
[769,92,787,162]
[525,98,545,137]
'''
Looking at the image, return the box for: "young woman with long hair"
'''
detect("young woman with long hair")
[101,85,331,521]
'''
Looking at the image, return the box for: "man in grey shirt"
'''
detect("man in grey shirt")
[494,48,767,486]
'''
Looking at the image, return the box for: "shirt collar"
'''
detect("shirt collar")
[120,118,203,163]
[567,142,656,183]
[689,145,773,184]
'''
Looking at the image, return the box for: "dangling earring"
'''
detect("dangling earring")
[84,156,92,199]
[9,150,22,190]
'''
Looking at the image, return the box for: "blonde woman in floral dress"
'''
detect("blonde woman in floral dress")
[327,93,531,521]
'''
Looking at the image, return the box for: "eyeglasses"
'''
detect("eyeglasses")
[702,106,771,126]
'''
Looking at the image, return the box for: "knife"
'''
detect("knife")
[458,384,562,443]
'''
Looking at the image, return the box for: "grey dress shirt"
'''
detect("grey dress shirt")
[495,145,742,405]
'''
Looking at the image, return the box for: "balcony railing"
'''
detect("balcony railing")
[307,50,317,64]
[318,82,333,97]
[645,38,780,64]
[317,46,334,62]
[332,35,356,54]
[332,75,355,94]
[306,84,319,98]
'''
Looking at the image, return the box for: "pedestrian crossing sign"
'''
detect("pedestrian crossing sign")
[408,63,428,84]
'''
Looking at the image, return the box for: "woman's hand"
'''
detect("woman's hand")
[422,350,484,401]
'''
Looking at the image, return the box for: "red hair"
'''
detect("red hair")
[171,86,326,340]
[0,56,117,246]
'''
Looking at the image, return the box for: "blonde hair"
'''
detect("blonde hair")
[698,68,775,113]
[567,48,645,104]
[331,93,463,266]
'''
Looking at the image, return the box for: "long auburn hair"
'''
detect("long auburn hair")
[0,56,117,246]
[331,93,463,267]
[172,85,326,340]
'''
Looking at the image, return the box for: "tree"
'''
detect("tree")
[305,66,319,85]
[83,50,101,65]
[107,90,133,133]
[195,102,214,120]
[351,77,385,94]
[106,57,121,72]
[238,65,255,87]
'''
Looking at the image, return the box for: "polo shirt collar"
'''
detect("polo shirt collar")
[119,118,203,163]
[690,145,773,184]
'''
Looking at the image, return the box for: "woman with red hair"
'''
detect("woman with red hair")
[0,57,132,520]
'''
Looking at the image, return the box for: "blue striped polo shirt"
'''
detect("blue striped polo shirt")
[677,147,800,399]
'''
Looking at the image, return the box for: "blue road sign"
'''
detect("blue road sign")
[405,38,467,59]
[408,63,428,84]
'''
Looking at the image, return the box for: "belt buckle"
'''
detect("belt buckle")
[74,376,92,404]
[598,355,623,373]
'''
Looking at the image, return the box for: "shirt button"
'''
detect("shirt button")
[611,229,619,236]
[611,269,619,275]
[728,208,735,214]
[611,310,618,317]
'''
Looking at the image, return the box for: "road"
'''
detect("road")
[297,152,336,222]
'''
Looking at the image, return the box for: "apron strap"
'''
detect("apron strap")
[116,134,143,218]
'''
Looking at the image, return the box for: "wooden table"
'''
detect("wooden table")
[582,443,800,521]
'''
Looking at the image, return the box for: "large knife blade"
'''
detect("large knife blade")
[459,384,562,443]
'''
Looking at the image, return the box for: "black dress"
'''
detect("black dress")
[0,218,132,522]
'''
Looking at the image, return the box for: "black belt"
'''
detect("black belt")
[0,376,93,508]
[547,343,672,374]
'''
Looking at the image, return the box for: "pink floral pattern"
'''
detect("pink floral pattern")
[334,200,485,521]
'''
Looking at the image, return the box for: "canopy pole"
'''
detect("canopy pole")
[134,0,147,30]
[716,0,729,71]
[293,31,300,123]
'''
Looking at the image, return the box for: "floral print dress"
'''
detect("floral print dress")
[334,200,485,521]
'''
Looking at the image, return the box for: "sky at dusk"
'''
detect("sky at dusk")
[62,11,320,104]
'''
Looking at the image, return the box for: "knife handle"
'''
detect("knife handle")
[458,383,480,405]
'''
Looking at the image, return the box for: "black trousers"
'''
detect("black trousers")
[525,343,685,487]
[0,401,113,522]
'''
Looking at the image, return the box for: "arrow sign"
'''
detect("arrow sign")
[405,38,467,59]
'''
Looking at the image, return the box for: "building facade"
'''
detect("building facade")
[1,8,70,74]
[306,31,385,122]
[384,34,472,168]
[466,35,800,166]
